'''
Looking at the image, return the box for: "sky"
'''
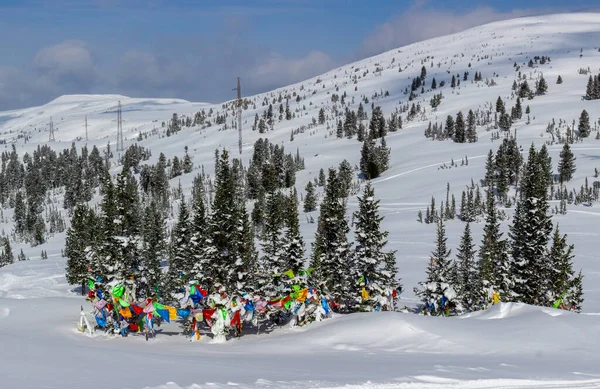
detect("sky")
[0,0,598,110]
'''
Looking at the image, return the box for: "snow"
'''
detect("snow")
[2,12,600,389]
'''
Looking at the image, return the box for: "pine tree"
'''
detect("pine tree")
[166,200,192,298]
[65,204,94,294]
[283,189,305,274]
[479,188,511,299]
[182,146,193,173]
[466,110,477,142]
[352,182,397,311]
[318,168,326,187]
[548,224,582,309]
[303,181,317,212]
[311,169,352,310]
[509,144,553,305]
[499,113,511,131]
[536,75,548,95]
[483,150,495,187]
[337,159,353,198]
[0,238,13,268]
[445,115,455,139]
[336,120,343,138]
[415,217,455,315]
[456,223,479,310]
[318,108,325,124]
[558,143,576,183]
[454,111,466,143]
[578,109,591,138]
[140,200,166,299]
[556,75,563,84]
[259,191,286,297]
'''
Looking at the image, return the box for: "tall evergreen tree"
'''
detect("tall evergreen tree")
[140,200,166,298]
[509,144,553,305]
[578,109,591,138]
[311,169,352,309]
[166,200,192,299]
[456,223,479,310]
[65,204,94,294]
[466,110,477,142]
[303,181,317,212]
[479,188,511,300]
[454,111,466,143]
[415,217,455,315]
[558,143,576,183]
[352,182,397,310]
[283,189,305,274]
[548,224,583,310]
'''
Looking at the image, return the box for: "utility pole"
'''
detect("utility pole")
[49,116,55,142]
[116,101,124,152]
[232,77,242,154]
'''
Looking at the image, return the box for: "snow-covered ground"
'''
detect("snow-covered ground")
[1,12,600,389]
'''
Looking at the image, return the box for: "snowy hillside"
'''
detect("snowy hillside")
[2,12,600,389]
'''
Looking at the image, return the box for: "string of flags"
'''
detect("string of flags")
[79,268,341,341]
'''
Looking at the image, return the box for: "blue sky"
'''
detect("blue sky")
[0,0,598,109]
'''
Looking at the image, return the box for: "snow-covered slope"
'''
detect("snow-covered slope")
[2,12,600,389]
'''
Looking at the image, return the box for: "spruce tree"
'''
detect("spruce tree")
[558,143,576,183]
[352,182,397,311]
[479,188,511,300]
[578,109,591,137]
[311,169,352,310]
[445,115,455,139]
[454,111,466,143]
[509,144,553,305]
[65,204,93,294]
[0,238,13,268]
[283,189,305,274]
[140,200,166,298]
[466,110,477,142]
[303,181,317,212]
[166,200,192,298]
[536,75,548,95]
[456,223,479,310]
[189,177,211,287]
[548,224,582,309]
[415,217,455,315]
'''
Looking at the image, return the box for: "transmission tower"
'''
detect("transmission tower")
[232,77,242,154]
[83,115,89,142]
[116,101,124,152]
[49,116,55,142]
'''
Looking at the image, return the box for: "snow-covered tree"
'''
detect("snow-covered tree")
[415,217,457,315]
[352,182,397,311]
[311,168,352,310]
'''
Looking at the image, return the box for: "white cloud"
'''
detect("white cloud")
[249,50,334,91]
[356,5,538,58]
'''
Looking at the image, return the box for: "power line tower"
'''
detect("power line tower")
[83,115,89,142]
[49,116,55,142]
[232,77,242,154]
[116,101,124,152]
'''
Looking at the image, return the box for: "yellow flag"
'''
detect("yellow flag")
[492,292,500,304]
[361,287,370,300]
[296,288,308,302]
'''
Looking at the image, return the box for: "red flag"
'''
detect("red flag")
[230,310,241,327]
[202,308,216,322]
[131,305,144,315]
